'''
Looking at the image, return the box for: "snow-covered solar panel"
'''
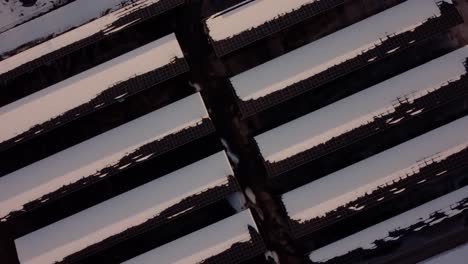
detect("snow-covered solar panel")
[14,152,239,264]
[282,115,468,238]
[0,93,214,221]
[0,0,184,81]
[0,33,188,151]
[230,0,462,117]
[205,0,346,57]
[421,243,468,264]
[307,185,468,263]
[256,46,468,177]
[123,209,265,264]
[0,0,69,34]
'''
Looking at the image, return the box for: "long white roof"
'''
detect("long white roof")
[0,33,183,146]
[0,0,161,58]
[282,115,468,223]
[308,185,468,263]
[230,0,442,101]
[0,0,166,77]
[0,93,209,220]
[123,210,259,264]
[255,46,468,164]
[206,0,319,41]
[14,152,234,264]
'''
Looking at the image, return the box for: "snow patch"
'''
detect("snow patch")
[0,0,64,33]
[245,187,257,205]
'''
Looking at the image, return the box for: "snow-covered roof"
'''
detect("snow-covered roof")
[230,0,442,102]
[0,33,185,149]
[206,0,320,42]
[0,0,184,80]
[282,115,468,225]
[0,0,164,58]
[0,93,209,220]
[308,185,468,263]
[255,46,468,165]
[123,209,261,264]
[205,0,345,56]
[0,0,65,34]
[14,152,235,264]
[420,243,468,264]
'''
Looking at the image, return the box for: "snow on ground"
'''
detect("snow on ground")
[14,152,233,264]
[308,185,468,263]
[0,0,160,58]
[255,46,468,164]
[0,93,209,220]
[0,33,183,145]
[123,210,259,264]
[0,0,64,33]
[230,0,442,101]
[205,0,319,41]
[227,192,247,212]
[419,242,468,264]
[282,115,468,223]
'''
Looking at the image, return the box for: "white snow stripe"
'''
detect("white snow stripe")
[255,46,468,164]
[231,0,442,101]
[308,186,468,263]
[123,210,259,264]
[14,151,234,264]
[282,115,468,224]
[0,0,164,75]
[0,93,208,220]
[206,0,319,41]
[0,33,183,144]
[0,0,161,58]
[420,242,468,264]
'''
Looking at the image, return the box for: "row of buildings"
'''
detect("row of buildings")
[0,0,467,263]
